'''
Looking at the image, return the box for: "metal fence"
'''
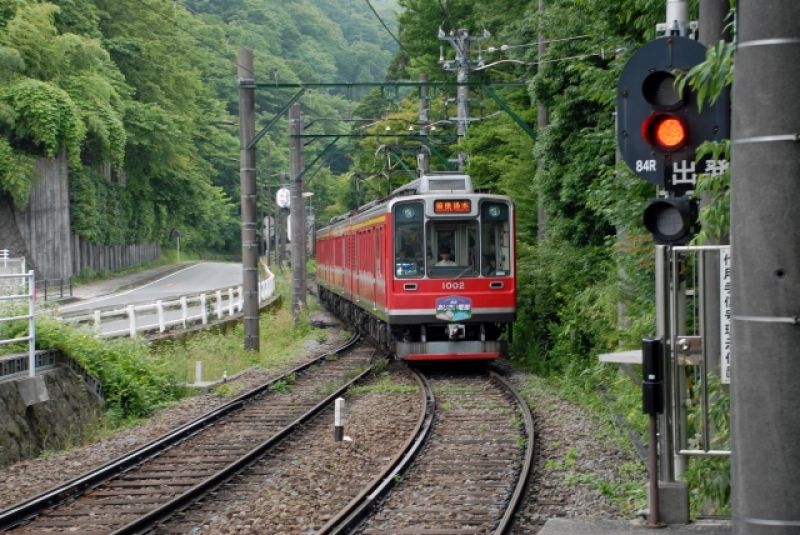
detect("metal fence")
[669,245,731,459]
[36,277,73,301]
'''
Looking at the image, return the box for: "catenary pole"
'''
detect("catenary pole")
[536,0,548,241]
[289,103,307,321]
[730,2,800,533]
[418,73,430,174]
[237,48,259,351]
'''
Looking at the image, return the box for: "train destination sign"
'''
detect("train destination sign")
[434,199,471,214]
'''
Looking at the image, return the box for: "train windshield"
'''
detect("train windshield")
[480,201,511,276]
[393,202,424,277]
[426,220,479,278]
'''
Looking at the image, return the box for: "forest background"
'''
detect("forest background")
[0,0,731,512]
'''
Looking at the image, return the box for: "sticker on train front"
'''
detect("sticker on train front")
[435,295,472,321]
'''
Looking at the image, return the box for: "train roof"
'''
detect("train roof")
[389,172,473,196]
[319,172,511,235]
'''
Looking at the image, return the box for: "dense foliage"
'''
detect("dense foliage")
[0,0,398,252]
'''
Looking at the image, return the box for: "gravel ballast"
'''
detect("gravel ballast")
[0,347,645,533]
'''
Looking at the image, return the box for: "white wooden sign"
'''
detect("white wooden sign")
[719,245,732,384]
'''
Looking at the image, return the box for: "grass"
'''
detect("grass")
[348,371,418,395]
[151,270,327,384]
[516,365,648,515]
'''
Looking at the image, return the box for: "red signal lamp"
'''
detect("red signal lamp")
[642,113,688,151]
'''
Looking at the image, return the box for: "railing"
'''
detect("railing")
[61,271,276,339]
[0,270,36,377]
[36,277,73,301]
[0,249,25,277]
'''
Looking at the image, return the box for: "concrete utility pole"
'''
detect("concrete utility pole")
[439,27,488,168]
[237,48,260,351]
[730,2,800,533]
[698,0,729,401]
[536,0,548,241]
[699,0,728,44]
[417,73,430,174]
[289,103,307,320]
[264,147,273,267]
[277,172,288,269]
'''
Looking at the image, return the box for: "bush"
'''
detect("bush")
[34,316,184,419]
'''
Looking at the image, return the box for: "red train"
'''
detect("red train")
[316,172,516,361]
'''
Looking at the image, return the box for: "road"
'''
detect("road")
[61,262,243,313]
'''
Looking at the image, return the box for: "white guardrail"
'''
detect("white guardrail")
[61,268,276,339]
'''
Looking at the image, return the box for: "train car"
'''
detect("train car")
[316,172,515,361]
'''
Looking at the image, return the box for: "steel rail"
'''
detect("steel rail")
[488,369,536,534]
[0,333,361,531]
[318,366,436,535]
[114,346,378,534]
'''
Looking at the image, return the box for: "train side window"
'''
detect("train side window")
[480,202,511,276]
[393,202,424,278]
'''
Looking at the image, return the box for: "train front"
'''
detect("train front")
[387,174,516,361]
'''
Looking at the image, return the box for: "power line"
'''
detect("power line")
[135,0,253,77]
[364,0,408,56]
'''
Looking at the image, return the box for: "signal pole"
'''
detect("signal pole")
[697,0,729,419]
[237,48,260,351]
[730,2,800,533]
[289,103,307,320]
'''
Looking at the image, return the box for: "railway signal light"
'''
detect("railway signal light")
[617,36,729,192]
[643,196,698,245]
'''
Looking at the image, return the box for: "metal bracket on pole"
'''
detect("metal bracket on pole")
[294,135,341,182]
[246,88,307,150]
[481,85,537,142]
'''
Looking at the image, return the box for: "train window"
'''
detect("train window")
[426,220,478,278]
[480,202,511,276]
[394,202,424,278]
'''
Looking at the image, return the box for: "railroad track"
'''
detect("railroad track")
[0,334,377,534]
[323,365,535,534]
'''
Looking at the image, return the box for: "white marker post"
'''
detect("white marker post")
[334,397,345,442]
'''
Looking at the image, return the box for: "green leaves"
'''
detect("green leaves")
[677,40,734,110]
[2,77,85,165]
[35,316,184,418]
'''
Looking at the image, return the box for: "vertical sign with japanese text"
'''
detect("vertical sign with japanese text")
[720,246,732,384]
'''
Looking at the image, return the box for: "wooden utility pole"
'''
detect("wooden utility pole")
[237,48,259,351]
[289,103,307,320]
[730,2,800,533]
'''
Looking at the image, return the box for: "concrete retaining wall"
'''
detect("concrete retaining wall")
[71,235,160,276]
[0,366,103,468]
[13,155,72,280]
[0,155,161,280]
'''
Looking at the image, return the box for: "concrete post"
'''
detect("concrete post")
[238,47,260,351]
[730,2,800,533]
[289,103,307,322]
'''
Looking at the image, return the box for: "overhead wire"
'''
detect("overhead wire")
[135,0,253,77]
[364,0,409,56]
